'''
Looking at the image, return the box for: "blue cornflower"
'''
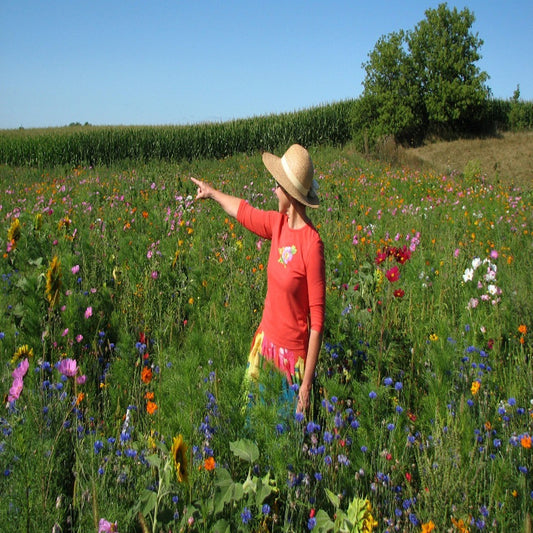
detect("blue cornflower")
[262,504,271,515]
[369,391,377,399]
[308,517,316,530]
[384,377,393,386]
[395,381,403,391]
[94,440,104,454]
[387,423,395,431]
[241,507,252,524]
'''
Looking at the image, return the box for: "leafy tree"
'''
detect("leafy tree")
[359,2,489,146]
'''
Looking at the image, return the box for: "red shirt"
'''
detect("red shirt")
[237,200,325,354]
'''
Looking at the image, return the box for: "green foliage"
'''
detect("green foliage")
[0,144,532,532]
[359,3,490,146]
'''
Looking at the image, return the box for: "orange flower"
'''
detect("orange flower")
[518,324,527,335]
[451,517,470,533]
[141,367,152,384]
[142,211,149,219]
[520,434,532,449]
[145,391,154,400]
[471,380,481,395]
[421,521,435,533]
[204,457,216,471]
[146,400,158,414]
[76,392,85,405]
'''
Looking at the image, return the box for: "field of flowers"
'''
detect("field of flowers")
[0,144,532,533]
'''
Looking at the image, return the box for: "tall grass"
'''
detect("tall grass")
[0,145,532,532]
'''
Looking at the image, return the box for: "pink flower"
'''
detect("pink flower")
[84,307,92,319]
[12,358,29,379]
[76,334,83,343]
[8,377,24,402]
[71,265,80,275]
[98,519,117,533]
[58,358,78,377]
[62,328,69,337]
[490,250,498,259]
[76,374,87,385]
[151,271,158,279]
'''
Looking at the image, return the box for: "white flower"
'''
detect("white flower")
[472,257,482,269]
[487,284,498,295]
[463,268,474,282]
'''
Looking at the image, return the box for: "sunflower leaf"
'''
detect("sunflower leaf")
[229,438,259,463]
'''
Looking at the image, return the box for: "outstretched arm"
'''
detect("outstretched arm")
[190,177,241,219]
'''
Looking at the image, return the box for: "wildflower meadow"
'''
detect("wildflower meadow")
[0,144,532,532]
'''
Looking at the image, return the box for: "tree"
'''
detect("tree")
[359,3,489,145]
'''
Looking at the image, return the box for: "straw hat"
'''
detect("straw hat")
[262,144,319,208]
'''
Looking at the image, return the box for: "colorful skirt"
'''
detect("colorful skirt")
[242,330,306,418]
[246,330,306,385]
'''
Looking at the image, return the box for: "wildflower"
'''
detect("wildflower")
[521,434,532,449]
[46,256,62,307]
[204,457,216,471]
[98,518,117,532]
[262,504,271,515]
[463,267,474,282]
[421,521,435,533]
[146,401,158,415]
[393,288,405,298]
[84,307,92,319]
[429,333,438,342]
[141,367,152,384]
[11,344,33,365]
[171,435,188,483]
[8,377,24,402]
[71,265,80,275]
[241,507,252,524]
[451,516,469,532]
[471,380,481,395]
[7,218,21,250]
[385,266,400,282]
[58,358,78,377]
[518,324,527,335]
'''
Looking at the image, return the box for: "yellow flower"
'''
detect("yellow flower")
[7,218,21,245]
[45,255,62,308]
[171,435,188,483]
[471,380,481,395]
[11,344,34,364]
[429,333,439,342]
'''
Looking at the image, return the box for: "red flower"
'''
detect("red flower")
[394,245,411,264]
[386,266,400,282]
[375,250,388,265]
[393,288,405,298]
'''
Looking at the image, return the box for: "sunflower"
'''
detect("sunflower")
[45,255,62,307]
[7,218,21,248]
[11,344,34,365]
[171,435,188,483]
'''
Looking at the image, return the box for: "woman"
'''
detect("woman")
[191,144,325,414]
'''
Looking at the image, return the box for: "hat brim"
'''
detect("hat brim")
[262,152,319,208]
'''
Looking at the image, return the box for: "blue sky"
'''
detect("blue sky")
[1,0,531,129]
